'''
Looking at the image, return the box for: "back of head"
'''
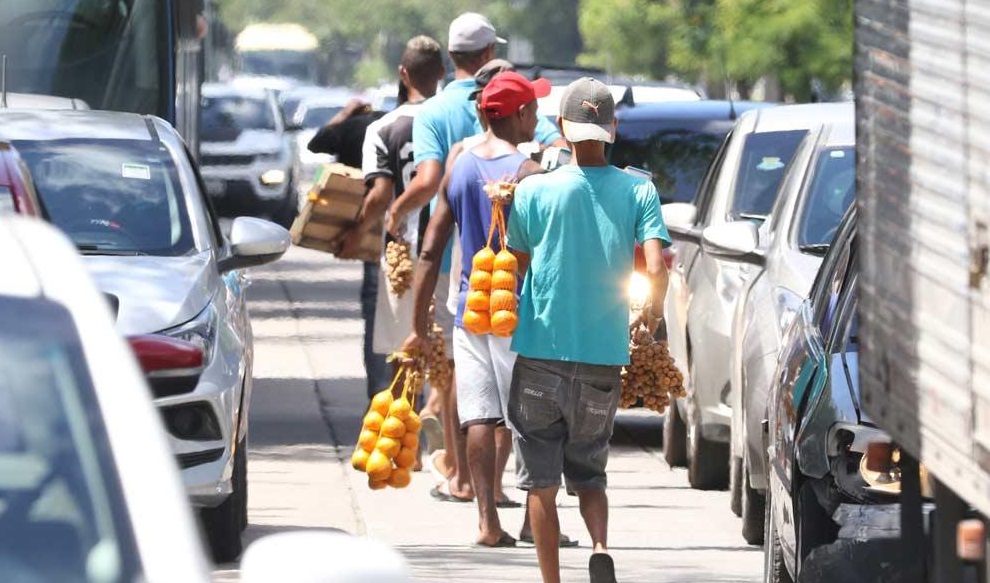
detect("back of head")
[447,12,505,72]
[401,35,444,89]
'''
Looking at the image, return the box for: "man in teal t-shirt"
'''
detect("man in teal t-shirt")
[505,78,670,583]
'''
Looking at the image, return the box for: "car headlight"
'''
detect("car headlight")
[628,272,651,311]
[160,303,217,364]
[260,169,287,185]
[829,423,933,500]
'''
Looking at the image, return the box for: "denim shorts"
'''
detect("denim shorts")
[507,356,622,492]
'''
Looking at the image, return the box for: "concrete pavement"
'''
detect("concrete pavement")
[213,246,762,583]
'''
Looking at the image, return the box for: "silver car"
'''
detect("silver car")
[661,103,851,491]
[0,109,290,562]
[702,105,855,544]
[290,92,355,196]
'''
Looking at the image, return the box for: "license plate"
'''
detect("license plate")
[205,179,226,197]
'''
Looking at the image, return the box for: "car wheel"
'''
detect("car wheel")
[730,455,743,516]
[741,456,766,545]
[663,399,688,468]
[201,449,245,563]
[763,490,794,583]
[687,414,729,490]
[235,437,248,532]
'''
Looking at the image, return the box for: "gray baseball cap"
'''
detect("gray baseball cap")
[448,13,506,52]
[468,59,516,100]
[559,77,616,143]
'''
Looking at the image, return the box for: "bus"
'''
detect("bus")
[0,0,204,154]
[234,23,323,85]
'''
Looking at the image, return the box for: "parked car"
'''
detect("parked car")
[660,102,851,491]
[291,93,356,196]
[0,109,291,562]
[200,82,299,228]
[0,142,41,215]
[702,105,855,542]
[759,207,902,583]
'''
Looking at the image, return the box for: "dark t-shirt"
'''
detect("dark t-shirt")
[308,111,385,168]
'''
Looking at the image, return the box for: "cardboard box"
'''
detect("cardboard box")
[290,163,383,262]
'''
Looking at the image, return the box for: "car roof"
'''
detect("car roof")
[0,109,160,142]
[820,112,856,147]
[617,99,772,122]
[202,82,272,100]
[742,101,854,134]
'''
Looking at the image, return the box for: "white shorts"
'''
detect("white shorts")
[372,254,415,355]
[453,327,516,428]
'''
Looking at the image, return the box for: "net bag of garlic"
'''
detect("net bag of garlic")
[620,323,687,413]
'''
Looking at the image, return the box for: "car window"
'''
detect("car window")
[798,147,855,247]
[816,243,856,339]
[828,281,859,354]
[730,130,807,219]
[0,297,139,583]
[299,106,343,129]
[609,127,726,204]
[14,139,195,256]
[201,95,276,142]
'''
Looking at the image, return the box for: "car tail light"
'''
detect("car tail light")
[127,335,204,399]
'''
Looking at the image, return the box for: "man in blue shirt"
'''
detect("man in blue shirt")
[505,78,671,583]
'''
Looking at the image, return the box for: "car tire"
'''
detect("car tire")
[730,455,743,516]
[687,415,729,490]
[795,480,838,572]
[235,437,248,532]
[741,457,766,545]
[763,490,794,583]
[663,399,688,468]
[201,448,245,563]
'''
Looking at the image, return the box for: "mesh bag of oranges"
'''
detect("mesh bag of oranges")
[351,356,425,490]
[463,180,520,337]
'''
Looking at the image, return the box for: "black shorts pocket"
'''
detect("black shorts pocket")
[572,381,620,443]
[509,369,562,433]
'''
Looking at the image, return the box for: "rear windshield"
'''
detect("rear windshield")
[798,147,856,246]
[730,130,807,219]
[201,95,276,141]
[609,129,725,204]
[14,139,194,256]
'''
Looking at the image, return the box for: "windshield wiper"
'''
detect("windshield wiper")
[76,245,147,256]
[799,244,830,256]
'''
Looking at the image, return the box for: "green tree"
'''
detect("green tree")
[576,0,674,78]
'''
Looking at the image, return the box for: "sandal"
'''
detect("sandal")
[428,449,453,483]
[496,497,522,509]
[518,531,579,547]
[589,553,616,583]
[420,413,444,454]
[474,531,517,548]
[429,479,472,503]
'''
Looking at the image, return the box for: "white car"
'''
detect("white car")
[291,92,357,196]
[0,216,412,581]
[702,106,855,545]
[0,109,290,562]
[660,103,851,492]
[200,82,299,229]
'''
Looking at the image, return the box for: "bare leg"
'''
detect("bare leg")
[447,379,472,497]
[577,489,609,553]
[528,486,561,583]
[466,423,503,544]
[494,426,512,501]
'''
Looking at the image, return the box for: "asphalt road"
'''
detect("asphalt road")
[212,246,762,583]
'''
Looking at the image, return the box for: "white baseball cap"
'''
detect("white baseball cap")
[448,12,506,52]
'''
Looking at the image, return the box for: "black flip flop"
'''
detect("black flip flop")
[518,532,579,547]
[496,497,522,509]
[589,553,617,583]
[474,531,517,548]
[430,482,472,503]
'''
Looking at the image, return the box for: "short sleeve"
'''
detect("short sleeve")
[361,119,391,184]
[307,123,342,155]
[635,182,671,247]
[412,107,444,167]
[507,184,532,253]
[535,116,562,146]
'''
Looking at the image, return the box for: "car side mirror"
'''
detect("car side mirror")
[240,531,413,583]
[218,216,290,273]
[701,221,760,258]
[661,202,697,230]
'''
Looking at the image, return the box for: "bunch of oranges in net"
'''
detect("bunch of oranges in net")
[463,180,519,337]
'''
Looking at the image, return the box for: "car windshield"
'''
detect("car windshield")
[299,106,343,129]
[0,298,139,583]
[609,129,725,204]
[240,51,319,83]
[201,95,276,142]
[798,147,856,247]
[0,0,167,119]
[14,139,194,256]
[730,130,807,219]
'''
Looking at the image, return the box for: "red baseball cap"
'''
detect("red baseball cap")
[480,71,551,120]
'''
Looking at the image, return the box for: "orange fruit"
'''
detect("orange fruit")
[489,289,517,313]
[404,411,422,433]
[401,432,420,450]
[358,429,379,452]
[491,270,516,291]
[466,289,490,311]
[351,448,370,471]
[463,309,491,334]
[388,467,412,488]
[388,397,412,420]
[366,450,392,481]
[370,390,393,416]
[368,477,389,490]
[394,446,417,469]
[363,411,385,433]
[494,250,518,273]
[469,270,492,291]
[376,435,402,459]
[472,247,496,272]
[381,416,407,439]
[491,310,518,337]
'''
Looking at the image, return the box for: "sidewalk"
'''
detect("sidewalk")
[213,247,761,583]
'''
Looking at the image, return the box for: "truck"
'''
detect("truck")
[234,23,324,85]
[857,1,990,581]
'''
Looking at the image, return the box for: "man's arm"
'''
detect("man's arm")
[307,99,370,155]
[639,238,670,334]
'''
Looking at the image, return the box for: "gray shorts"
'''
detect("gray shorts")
[507,356,622,492]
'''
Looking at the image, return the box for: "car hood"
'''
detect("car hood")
[201,130,283,156]
[84,253,216,335]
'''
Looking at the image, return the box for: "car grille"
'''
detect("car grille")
[176,447,224,469]
[201,153,255,166]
